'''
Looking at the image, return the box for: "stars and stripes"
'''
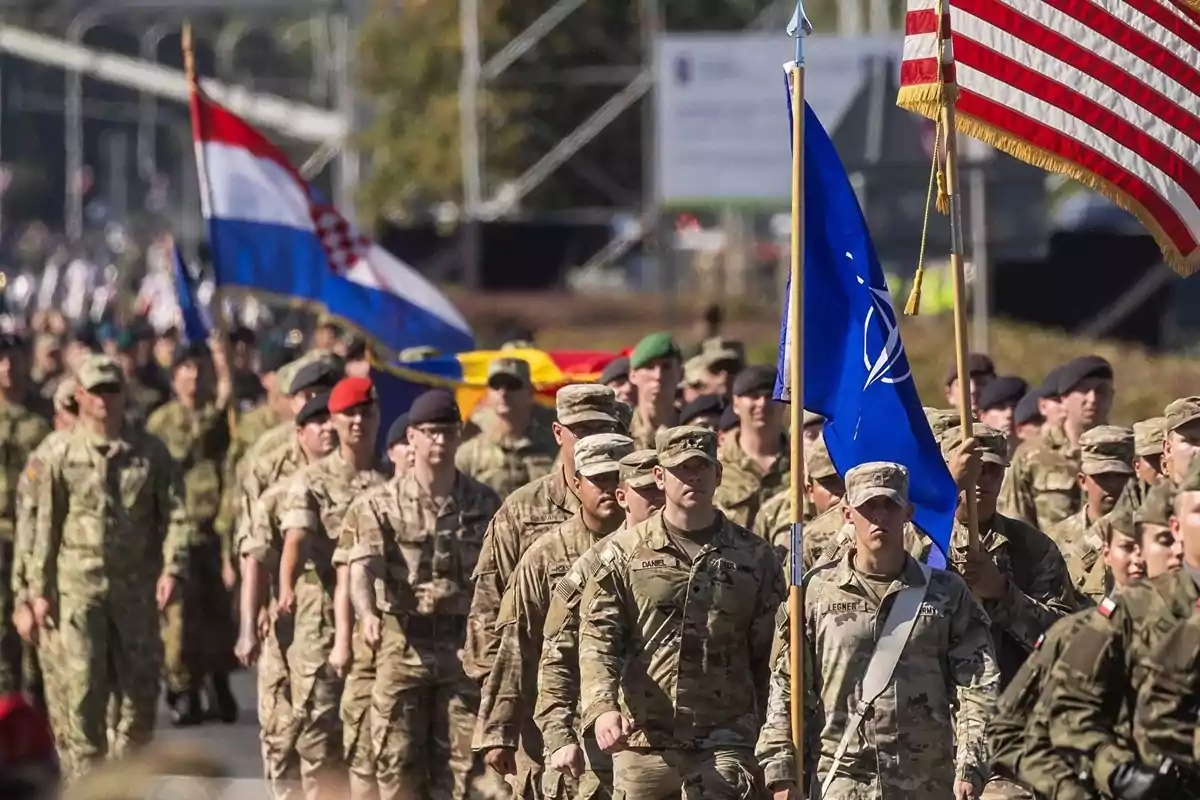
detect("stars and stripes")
[898,0,1200,275]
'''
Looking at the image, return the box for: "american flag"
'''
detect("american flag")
[898,0,1200,275]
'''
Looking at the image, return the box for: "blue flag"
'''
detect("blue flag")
[774,69,957,565]
[172,244,211,345]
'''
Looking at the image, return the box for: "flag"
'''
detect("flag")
[171,244,211,345]
[898,0,1200,275]
[775,67,958,562]
[188,88,475,354]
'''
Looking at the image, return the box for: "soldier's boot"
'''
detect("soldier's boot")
[210,672,239,724]
[169,689,204,727]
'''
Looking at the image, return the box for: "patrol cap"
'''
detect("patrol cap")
[657,425,719,468]
[615,401,633,435]
[629,332,681,371]
[806,433,838,481]
[598,356,629,386]
[487,357,531,388]
[925,408,963,439]
[1133,417,1166,457]
[1079,425,1134,476]
[679,394,725,426]
[556,384,619,427]
[289,359,342,395]
[619,449,659,489]
[399,345,442,363]
[407,389,461,426]
[718,405,739,432]
[939,423,1009,466]
[1164,397,1200,433]
[1107,498,1136,537]
[1135,482,1175,528]
[943,352,995,387]
[573,433,635,478]
[328,377,377,415]
[77,354,124,392]
[979,376,1029,411]
[1055,355,1113,396]
[295,392,331,426]
[386,413,410,447]
[682,355,707,388]
[53,376,78,414]
[698,337,745,371]
[803,409,824,428]
[844,461,909,508]
[1014,392,1044,427]
[732,365,777,397]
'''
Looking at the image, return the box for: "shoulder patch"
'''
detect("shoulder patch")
[1034,633,1045,650]
[1097,596,1117,618]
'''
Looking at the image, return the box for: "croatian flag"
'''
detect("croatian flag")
[188,88,474,355]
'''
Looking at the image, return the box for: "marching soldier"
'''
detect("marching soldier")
[1133,482,1182,577]
[1161,397,1200,486]
[578,426,784,799]
[1132,417,1166,487]
[713,365,789,531]
[626,334,681,450]
[759,432,845,559]
[1132,612,1200,781]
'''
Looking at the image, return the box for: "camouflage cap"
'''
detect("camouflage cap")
[806,433,837,481]
[1135,482,1176,527]
[77,355,124,391]
[683,354,707,387]
[487,357,531,387]
[615,401,633,435]
[657,425,719,468]
[803,409,824,427]
[619,449,659,489]
[574,433,635,478]
[1179,462,1200,493]
[939,423,1009,466]
[925,408,963,439]
[1164,396,1200,432]
[53,376,78,413]
[556,384,619,427]
[845,461,909,508]
[1107,497,1136,536]
[698,337,745,370]
[1079,425,1134,476]
[1133,417,1166,457]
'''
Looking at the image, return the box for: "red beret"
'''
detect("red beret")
[328,376,377,414]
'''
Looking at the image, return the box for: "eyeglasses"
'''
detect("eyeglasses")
[414,424,460,440]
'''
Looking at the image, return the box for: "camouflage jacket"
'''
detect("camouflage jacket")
[629,408,677,452]
[800,511,933,574]
[147,400,230,527]
[343,469,499,618]
[757,489,814,553]
[1048,570,1200,793]
[757,553,998,795]
[12,427,73,601]
[713,434,790,532]
[123,378,167,429]
[1050,508,1110,597]
[989,611,1093,799]
[949,514,1077,685]
[578,511,784,749]
[241,421,295,472]
[454,424,558,500]
[27,426,193,601]
[236,436,311,562]
[1133,608,1200,771]
[999,421,1082,530]
[0,401,50,542]
[463,467,580,683]
[215,403,282,549]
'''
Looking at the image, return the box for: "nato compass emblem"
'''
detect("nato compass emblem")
[857,264,910,390]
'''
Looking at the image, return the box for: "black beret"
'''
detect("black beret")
[719,404,739,432]
[943,352,996,386]
[979,376,1029,411]
[295,392,331,426]
[261,341,303,375]
[386,413,410,447]
[171,341,210,369]
[732,365,777,397]
[1014,391,1044,427]
[599,356,630,386]
[1055,355,1113,396]
[290,360,341,394]
[680,394,725,426]
[407,389,461,427]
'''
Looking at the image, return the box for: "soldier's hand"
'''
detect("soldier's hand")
[361,614,382,649]
[221,557,237,590]
[12,603,36,644]
[948,438,983,491]
[768,783,799,800]
[31,597,54,631]
[156,575,179,610]
[483,747,517,776]
[327,642,352,679]
[257,607,271,640]
[277,588,295,616]
[550,744,584,778]
[953,780,978,800]
[234,630,260,667]
[594,711,632,753]
[961,551,1008,600]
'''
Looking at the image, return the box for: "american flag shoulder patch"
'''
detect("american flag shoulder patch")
[1097,597,1118,618]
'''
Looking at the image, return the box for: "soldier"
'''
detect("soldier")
[383,413,411,476]
[1161,396,1200,486]
[677,394,724,432]
[535,448,664,800]
[680,339,743,404]
[1132,417,1166,487]
[1000,355,1114,529]
[598,357,634,408]
[626,333,682,450]
[475,433,634,798]
[760,432,845,560]
[0,333,50,696]
[343,389,501,800]
[1132,612,1200,780]
[1134,482,1182,578]
[800,409,824,444]
[276,376,386,799]
[26,355,191,781]
[1046,467,1200,799]
[243,356,343,472]
[1012,392,1044,446]
[113,332,166,429]
[578,426,784,799]
[943,352,996,414]
[758,462,998,800]
[713,365,788,532]
[978,376,1028,441]
[716,405,737,448]
[455,357,558,499]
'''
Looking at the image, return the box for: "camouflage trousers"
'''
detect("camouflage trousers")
[162,533,237,693]
[611,746,757,800]
[344,630,378,800]
[371,615,504,800]
[281,572,346,800]
[49,593,161,783]
[259,622,302,800]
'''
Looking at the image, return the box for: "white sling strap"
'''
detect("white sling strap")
[819,563,932,798]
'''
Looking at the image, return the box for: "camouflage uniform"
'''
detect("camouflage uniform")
[1048,569,1200,794]
[27,360,192,780]
[278,451,386,798]
[578,428,784,800]
[147,399,235,696]
[215,402,281,558]
[343,470,501,800]
[628,408,676,452]
[122,376,166,429]
[759,554,998,798]
[999,420,1082,530]
[454,426,558,500]
[793,506,934,573]
[713,432,789,532]
[1133,610,1200,774]
[0,399,50,694]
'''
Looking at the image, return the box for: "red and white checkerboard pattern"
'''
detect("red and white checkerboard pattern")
[311,203,372,277]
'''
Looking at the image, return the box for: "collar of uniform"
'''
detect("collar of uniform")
[77,427,126,453]
[717,431,791,477]
[835,548,929,590]
[396,469,469,507]
[547,465,581,512]
[646,510,732,555]
[1182,560,1200,600]
[953,514,1011,553]
[1043,420,1080,458]
[327,448,382,482]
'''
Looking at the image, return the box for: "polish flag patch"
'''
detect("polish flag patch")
[1097,597,1118,618]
